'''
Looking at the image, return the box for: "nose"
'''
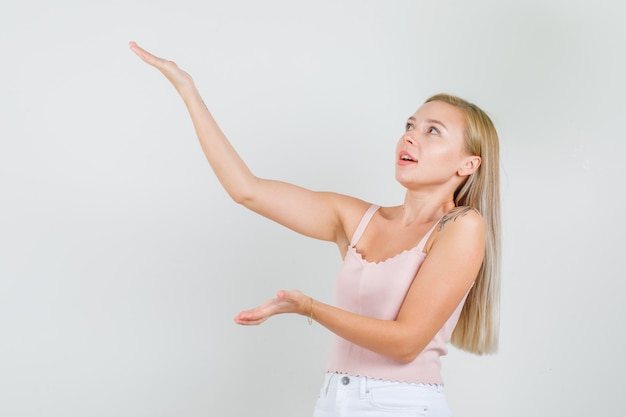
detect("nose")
[403,134,415,145]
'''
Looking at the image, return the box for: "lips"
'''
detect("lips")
[398,150,417,166]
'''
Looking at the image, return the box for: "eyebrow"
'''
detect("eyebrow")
[408,116,448,131]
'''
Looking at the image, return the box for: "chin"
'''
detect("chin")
[394,174,413,189]
[395,168,411,182]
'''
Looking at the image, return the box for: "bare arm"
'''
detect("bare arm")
[129,42,366,245]
[235,209,485,363]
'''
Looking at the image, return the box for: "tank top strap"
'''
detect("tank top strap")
[415,218,441,252]
[349,204,380,247]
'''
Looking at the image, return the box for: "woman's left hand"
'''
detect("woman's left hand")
[234,290,309,326]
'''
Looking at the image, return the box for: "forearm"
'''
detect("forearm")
[309,299,427,363]
[180,87,257,203]
[130,42,259,203]
[234,291,422,362]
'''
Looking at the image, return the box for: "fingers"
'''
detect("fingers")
[128,41,149,61]
[129,41,195,92]
[234,296,284,326]
[234,299,274,325]
[129,41,165,67]
[234,309,268,326]
[234,290,309,327]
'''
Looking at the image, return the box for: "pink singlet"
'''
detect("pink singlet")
[326,205,468,385]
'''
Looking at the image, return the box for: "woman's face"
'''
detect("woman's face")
[395,100,474,190]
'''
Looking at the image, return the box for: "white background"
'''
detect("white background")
[1,1,625,416]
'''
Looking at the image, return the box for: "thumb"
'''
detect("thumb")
[275,289,308,315]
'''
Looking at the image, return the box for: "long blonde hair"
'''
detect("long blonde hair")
[425,94,501,355]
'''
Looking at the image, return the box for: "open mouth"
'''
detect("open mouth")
[398,151,417,163]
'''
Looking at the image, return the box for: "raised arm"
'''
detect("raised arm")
[129,42,366,246]
[235,209,485,363]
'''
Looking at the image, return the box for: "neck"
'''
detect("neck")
[400,190,456,226]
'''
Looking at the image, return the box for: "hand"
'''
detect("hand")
[234,290,309,326]
[129,41,195,94]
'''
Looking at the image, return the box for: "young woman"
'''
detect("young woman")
[130,41,500,417]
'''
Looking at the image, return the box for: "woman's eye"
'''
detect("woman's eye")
[405,123,414,131]
[427,126,439,135]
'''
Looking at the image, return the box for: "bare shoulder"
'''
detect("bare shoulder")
[325,192,371,218]
[424,206,484,253]
[437,206,484,233]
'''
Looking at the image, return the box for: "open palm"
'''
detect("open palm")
[129,41,195,93]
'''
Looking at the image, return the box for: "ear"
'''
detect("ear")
[458,155,481,177]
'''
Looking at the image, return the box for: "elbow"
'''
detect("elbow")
[230,190,251,205]
[394,352,420,364]
[227,178,259,205]
[389,341,428,364]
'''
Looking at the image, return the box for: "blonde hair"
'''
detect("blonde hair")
[425,94,501,355]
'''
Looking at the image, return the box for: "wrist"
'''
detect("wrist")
[179,84,201,101]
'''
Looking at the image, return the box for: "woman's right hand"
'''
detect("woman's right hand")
[129,41,195,94]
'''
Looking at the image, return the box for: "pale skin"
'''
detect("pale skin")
[129,41,485,364]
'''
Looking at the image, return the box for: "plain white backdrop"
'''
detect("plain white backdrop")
[1,1,625,416]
